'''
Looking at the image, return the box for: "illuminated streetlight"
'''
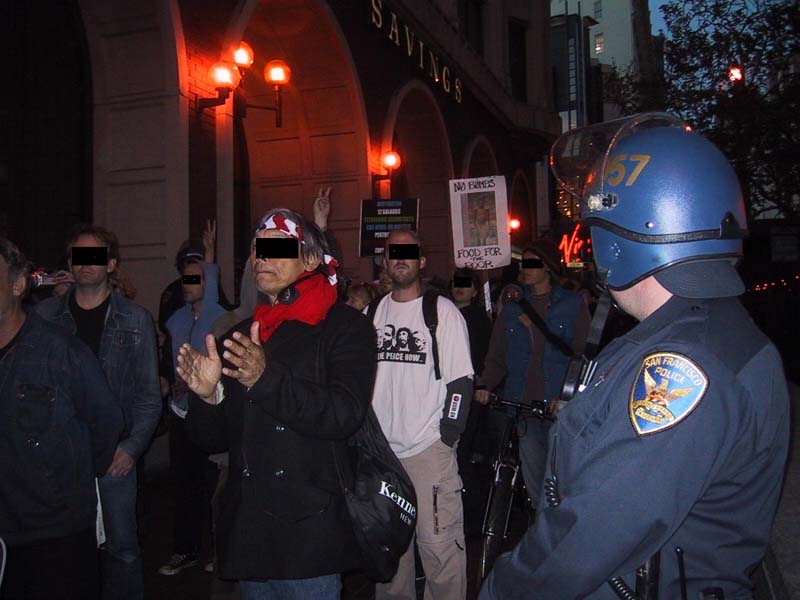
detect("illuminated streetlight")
[197,61,242,111]
[265,60,292,85]
[381,151,402,170]
[233,41,254,70]
[373,151,403,198]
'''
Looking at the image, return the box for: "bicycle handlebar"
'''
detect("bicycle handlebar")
[487,395,555,420]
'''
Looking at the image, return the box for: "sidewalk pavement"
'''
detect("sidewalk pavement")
[141,382,800,600]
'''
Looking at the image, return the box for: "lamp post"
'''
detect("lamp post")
[198,41,292,128]
[372,151,402,199]
[197,61,242,111]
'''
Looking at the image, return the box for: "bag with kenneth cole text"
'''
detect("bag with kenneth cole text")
[333,406,417,582]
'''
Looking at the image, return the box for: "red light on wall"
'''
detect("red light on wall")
[265,60,292,85]
[233,42,254,70]
[209,61,241,90]
[508,218,521,231]
[381,151,401,170]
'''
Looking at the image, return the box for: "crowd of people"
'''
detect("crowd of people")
[0,117,791,600]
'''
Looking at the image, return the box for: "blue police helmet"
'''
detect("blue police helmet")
[578,120,747,296]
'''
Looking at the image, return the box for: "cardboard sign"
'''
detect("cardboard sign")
[449,176,511,270]
[359,198,419,257]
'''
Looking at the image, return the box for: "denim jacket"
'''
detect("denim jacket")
[0,310,124,546]
[36,286,161,461]
[480,286,589,404]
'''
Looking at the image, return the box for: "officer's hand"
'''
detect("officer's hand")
[475,389,492,405]
[176,335,222,402]
[222,322,266,389]
[106,447,135,478]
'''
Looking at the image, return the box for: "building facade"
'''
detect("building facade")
[2,0,560,316]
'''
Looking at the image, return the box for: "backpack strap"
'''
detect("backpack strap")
[422,289,441,380]
[366,296,381,324]
[369,291,441,381]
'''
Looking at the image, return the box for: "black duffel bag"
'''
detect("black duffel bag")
[334,406,417,582]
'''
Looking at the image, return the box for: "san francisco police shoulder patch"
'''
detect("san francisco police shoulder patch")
[629,352,708,436]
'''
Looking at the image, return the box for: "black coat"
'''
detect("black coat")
[187,303,377,581]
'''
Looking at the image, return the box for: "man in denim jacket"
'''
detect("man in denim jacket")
[1,237,124,599]
[476,240,590,510]
[36,225,161,600]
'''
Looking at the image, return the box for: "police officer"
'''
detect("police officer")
[479,114,790,599]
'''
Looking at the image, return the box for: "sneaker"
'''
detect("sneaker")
[158,553,198,576]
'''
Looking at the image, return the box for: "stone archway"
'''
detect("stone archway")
[383,81,454,279]
[233,0,372,282]
[462,135,499,178]
[78,0,190,314]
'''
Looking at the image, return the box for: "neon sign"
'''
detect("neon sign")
[559,222,590,267]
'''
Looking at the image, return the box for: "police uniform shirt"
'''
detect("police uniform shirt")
[480,295,790,600]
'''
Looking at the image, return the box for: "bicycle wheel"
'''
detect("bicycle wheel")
[479,466,516,581]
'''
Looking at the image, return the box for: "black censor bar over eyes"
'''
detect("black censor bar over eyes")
[388,244,420,260]
[521,258,544,269]
[182,275,201,284]
[71,246,109,266]
[453,276,472,288]
[255,237,299,259]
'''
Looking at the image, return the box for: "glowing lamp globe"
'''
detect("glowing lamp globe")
[509,218,521,231]
[381,151,401,170]
[233,42,254,69]
[209,61,241,90]
[265,60,292,85]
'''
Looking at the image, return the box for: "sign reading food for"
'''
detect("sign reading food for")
[449,176,511,270]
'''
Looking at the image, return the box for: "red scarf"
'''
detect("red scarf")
[253,272,337,343]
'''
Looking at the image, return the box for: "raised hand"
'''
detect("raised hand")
[176,334,222,402]
[202,218,217,263]
[221,321,266,389]
[313,186,332,230]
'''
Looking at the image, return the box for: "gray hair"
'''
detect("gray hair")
[0,237,31,283]
[255,208,329,268]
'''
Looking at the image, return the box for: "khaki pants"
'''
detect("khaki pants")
[375,439,467,600]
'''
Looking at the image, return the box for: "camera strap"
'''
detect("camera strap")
[517,298,574,358]
[585,293,612,359]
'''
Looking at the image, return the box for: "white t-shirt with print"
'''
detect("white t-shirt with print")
[368,294,474,459]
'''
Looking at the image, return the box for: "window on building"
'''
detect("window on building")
[595,33,605,55]
[508,18,527,102]
[593,0,603,19]
[458,0,484,55]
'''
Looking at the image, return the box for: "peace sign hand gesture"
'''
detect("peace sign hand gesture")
[313,186,332,230]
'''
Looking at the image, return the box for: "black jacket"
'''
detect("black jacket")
[0,311,124,547]
[459,302,492,377]
[188,303,377,581]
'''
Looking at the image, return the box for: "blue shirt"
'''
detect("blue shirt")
[166,262,228,415]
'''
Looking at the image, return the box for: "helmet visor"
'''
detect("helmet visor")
[549,112,689,215]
